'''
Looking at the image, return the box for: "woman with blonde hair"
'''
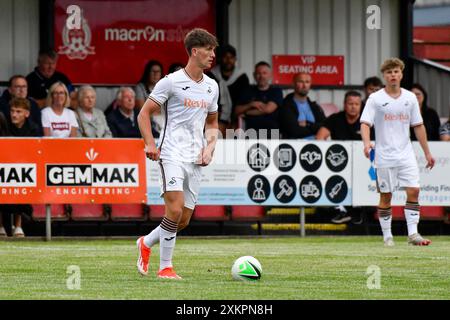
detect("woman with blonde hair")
[41,81,78,137]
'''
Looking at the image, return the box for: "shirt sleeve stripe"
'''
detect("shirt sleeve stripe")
[148,96,163,108]
[411,122,423,128]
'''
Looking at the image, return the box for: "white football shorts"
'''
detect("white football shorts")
[376,165,420,193]
[158,160,202,210]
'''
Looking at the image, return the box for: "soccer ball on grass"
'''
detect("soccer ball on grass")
[231,256,262,281]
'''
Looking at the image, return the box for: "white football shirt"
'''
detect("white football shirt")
[41,106,79,138]
[360,88,423,168]
[149,69,219,163]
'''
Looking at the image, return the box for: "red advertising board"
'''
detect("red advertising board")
[272,55,344,86]
[54,0,216,85]
[0,138,147,204]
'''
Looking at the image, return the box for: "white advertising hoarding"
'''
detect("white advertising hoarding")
[147,140,352,206]
[352,141,450,206]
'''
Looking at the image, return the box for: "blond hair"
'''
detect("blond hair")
[46,81,70,108]
[380,58,405,73]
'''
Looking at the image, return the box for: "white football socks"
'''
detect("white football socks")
[144,226,160,248]
[159,217,178,270]
[405,202,420,236]
[378,207,393,241]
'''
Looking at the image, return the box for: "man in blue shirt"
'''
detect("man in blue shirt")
[279,73,326,139]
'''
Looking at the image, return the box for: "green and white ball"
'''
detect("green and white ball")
[231,256,262,281]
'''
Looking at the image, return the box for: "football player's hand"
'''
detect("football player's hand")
[145,144,160,161]
[425,153,435,170]
[198,147,214,166]
[364,143,374,159]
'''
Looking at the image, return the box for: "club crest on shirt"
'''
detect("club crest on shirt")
[207,86,212,94]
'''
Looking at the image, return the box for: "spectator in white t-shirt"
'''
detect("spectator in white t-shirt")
[41,81,78,138]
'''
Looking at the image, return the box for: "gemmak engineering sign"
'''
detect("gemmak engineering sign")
[0,139,146,204]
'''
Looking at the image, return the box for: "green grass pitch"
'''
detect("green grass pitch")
[1,236,449,300]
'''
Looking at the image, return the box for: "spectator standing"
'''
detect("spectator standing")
[234,62,282,138]
[75,85,112,138]
[279,73,326,139]
[26,49,74,108]
[41,82,78,138]
[440,116,450,141]
[210,44,250,133]
[0,75,43,135]
[410,83,441,141]
[106,87,141,138]
[362,76,383,109]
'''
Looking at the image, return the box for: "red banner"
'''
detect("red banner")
[272,55,344,86]
[54,0,216,85]
[0,139,146,204]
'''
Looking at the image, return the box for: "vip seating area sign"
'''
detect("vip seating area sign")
[147,140,353,206]
[272,55,344,86]
[54,0,216,85]
[0,138,146,204]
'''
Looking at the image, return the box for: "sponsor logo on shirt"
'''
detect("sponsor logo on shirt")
[184,98,208,109]
[51,122,70,131]
[384,113,410,121]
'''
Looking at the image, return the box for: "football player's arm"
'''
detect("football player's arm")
[413,124,435,169]
[138,98,161,160]
[201,111,219,166]
[360,123,373,159]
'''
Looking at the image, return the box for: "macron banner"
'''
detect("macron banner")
[0,138,146,204]
[147,140,353,206]
[272,55,344,86]
[54,0,216,84]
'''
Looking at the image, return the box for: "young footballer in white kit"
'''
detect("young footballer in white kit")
[361,58,435,246]
[136,28,219,279]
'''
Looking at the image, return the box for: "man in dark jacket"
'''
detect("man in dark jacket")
[279,73,326,139]
[0,75,43,135]
[0,98,39,237]
[106,87,141,138]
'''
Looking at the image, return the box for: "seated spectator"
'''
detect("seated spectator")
[211,44,250,133]
[134,60,164,137]
[8,98,41,137]
[75,85,112,138]
[316,91,374,224]
[168,62,184,74]
[0,111,8,237]
[440,116,450,141]
[362,76,383,110]
[410,83,441,141]
[0,75,43,135]
[0,111,7,135]
[0,98,40,237]
[316,91,374,141]
[26,49,74,108]
[135,60,164,109]
[279,73,326,139]
[235,61,283,139]
[106,87,141,138]
[41,82,78,138]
